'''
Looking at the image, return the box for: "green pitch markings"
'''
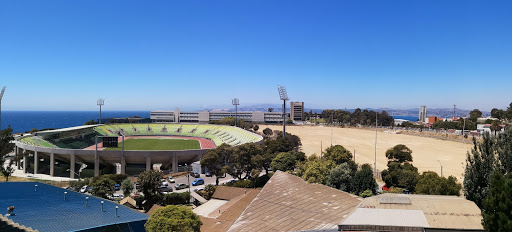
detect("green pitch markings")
[105,138,201,151]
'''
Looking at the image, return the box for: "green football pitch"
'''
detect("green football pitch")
[105,138,201,151]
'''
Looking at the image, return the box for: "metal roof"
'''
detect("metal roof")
[0,182,148,232]
[340,208,429,231]
[228,171,362,232]
[34,125,98,136]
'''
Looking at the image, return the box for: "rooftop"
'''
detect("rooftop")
[228,171,362,232]
[0,182,148,232]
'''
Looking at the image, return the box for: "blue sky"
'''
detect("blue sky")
[1,1,511,111]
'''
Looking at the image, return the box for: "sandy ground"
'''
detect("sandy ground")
[259,125,473,181]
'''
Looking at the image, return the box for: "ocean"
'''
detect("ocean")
[0,111,149,133]
[392,116,418,122]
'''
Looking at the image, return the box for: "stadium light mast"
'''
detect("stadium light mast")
[278,86,289,138]
[232,98,239,127]
[97,98,104,124]
[0,86,5,130]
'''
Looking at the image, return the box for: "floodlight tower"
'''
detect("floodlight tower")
[97,98,104,124]
[232,98,239,127]
[278,86,289,137]
[0,86,5,130]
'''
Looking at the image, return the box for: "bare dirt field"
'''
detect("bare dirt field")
[259,125,473,180]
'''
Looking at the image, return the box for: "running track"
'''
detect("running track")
[83,136,216,150]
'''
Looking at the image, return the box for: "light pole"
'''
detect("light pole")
[232,98,239,127]
[278,86,289,137]
[67,168,81,181]
[374,112,378,175]
[97,99,104,124]
[461,117,467,144]
[437,160,443,177]
[0,86,5,130]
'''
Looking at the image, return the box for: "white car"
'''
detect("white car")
[109,193,124,200]
[168,177,175,183]
[80,185,88,193]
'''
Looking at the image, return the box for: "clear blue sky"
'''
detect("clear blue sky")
[1,1,511,111]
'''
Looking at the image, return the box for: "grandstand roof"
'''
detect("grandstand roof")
[228,171,362,232]
[0,182,148,232]
[34,125,98,136]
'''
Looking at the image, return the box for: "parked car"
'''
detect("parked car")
[226,179,236,184]
[114,184,120,191]
[192,172,200,178]
[175,183,189,190]
[161,181,168,187]
[194,187,204,192]
[109,193,124,200]
[382,185,389,191]
[192,178,204,186]
[136,182,140,190]
[158,186,173,194]
[168,177,175,183]
[205,171,212,177]
[87,186,94,193]
[80,185,88,193]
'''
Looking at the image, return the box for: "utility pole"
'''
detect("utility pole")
[453,105,456,119]
[331,113,333,146]
[438,160,443,177]
[374,112,378,175]
[0,86,5,130]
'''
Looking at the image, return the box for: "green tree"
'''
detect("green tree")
[138,170,164,210]
[0,127,15,182]
[232,143,262,179]
[145,205,202,232]
[121,178,134,196]
[271,152,299,172]
[490,120,502,136]
[323,145,353,165]
[325,162,357,192]
[491,108,502,119]
[200,144,233,185]
[482,172,512,232]
[297,155,336,184]
[469,109,483,122]
[385,144,413,164]
[204,184,216,200]
[263,127,273,137]
[83,119,97,125]
[464,134,496,208]
[352,164,378,195]
[382,162,419,192]
[90,177,116,199]
[253,125,259,132]
[415,171,461,196]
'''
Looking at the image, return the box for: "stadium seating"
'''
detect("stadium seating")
[19,136,58,148]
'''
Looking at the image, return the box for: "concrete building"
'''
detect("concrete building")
[151,108,287,124]
[419,106,427,123]
[290,101,304,121]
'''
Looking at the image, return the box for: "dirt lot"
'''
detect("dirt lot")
[259,125,473,181]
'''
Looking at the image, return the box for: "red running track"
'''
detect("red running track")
[82,136,216,150]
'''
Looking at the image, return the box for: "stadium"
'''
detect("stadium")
[14,123,263,178]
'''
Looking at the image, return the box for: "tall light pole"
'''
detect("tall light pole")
[374,112,378,175]
[232,98,239,127]
[97,99,104,124]
[0,86,5,130]
[437,160,443,177]
[461,117,466,144]
[278,86,289,138]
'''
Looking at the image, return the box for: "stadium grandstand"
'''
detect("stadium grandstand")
[14,124,263,179]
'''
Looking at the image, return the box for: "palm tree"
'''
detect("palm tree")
[490,120,502,136]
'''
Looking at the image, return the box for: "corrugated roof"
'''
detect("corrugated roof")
[212,186,251,201]
[340,208,429,231]
[0,182,148,232]
[228,171,362,232]
[343,193,484,230]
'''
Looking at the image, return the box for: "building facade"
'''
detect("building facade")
[290,102,304,121]
[150,108,288,124]
[419,106,427,123]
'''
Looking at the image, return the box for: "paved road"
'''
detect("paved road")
[169,174,235,193]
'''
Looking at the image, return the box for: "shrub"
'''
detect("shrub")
[359,189,373,198]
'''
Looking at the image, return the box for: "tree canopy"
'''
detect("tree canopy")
[145,205,202,232]
[200,144,233,185]
[296,155,336,184]
[352,164,378,195]
[415,171,461,196]
[482,172,512,232]
[138,170,163,210]
[323,145,353,165]
[90,177,116,199]
[0,127,15,182]
[385,144,413,164]
[271,152,299,172]
[325,162,357,192]
[121,178,134,196]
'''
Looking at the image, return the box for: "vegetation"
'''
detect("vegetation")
[482,172,512,231]
[90,177,116,199]
[271,151,305,172]
[161,192,191,205]
[385,144,413,164]
[105,138,200,151]
[323,145,353,165]
[201,144,233,185]
[296,155,336,184]
[121,178,134,196]
[352,164,378,195]
[415,171,461,196]
[138,170,164,211]
[0,127,15,182]
[145,205,202,232]
[83,119,97,125]
[263,127,273,136]
[319,109,394,126]
[381,145,419,192]
[325,162,357,192]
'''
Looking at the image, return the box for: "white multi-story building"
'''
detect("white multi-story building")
[419,106,427,123]
[150,108,288,124]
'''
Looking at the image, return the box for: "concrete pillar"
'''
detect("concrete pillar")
[23,152,28,173]
[172,154,177,173]
[94,155,100,177]
[146,156,151,171]
[16,147,20,169]
[120,156,126,174]
[70,154,75,179]
[33,151,38,174]
[50,153,55,177]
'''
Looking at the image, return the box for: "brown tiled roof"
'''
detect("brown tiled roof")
[201,188,260,232]
[212,186,251,200]
[119,197,137,208]
[147,204,163,215]
[228,171,362,232]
